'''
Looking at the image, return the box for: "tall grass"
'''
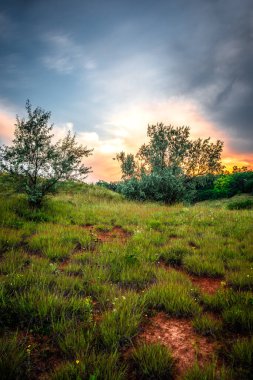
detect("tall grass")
[0,182,252,378]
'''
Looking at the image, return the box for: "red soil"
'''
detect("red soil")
[20,332,62,379]
[83,225,131,243]
[159,263,222,295]
[137,312,218,378]
[190,275,222,295]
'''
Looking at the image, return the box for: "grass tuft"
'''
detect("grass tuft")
[132,343,175,379]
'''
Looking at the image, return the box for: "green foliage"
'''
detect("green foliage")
[117,169,187,204]
[213,175,234,198]
[131,343,175,379]
[115,124,224,203]
[194,172,253,201]
[0,100,93,207]
[116,123,224,178]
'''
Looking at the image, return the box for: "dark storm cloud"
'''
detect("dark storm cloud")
[160,0,253,152]
[0,0,252,153]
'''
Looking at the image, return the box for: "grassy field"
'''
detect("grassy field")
[0,182,252,379]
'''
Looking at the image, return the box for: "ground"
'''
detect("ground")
[0,182,252,379]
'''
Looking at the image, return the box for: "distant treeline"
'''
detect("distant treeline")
[97,170,253,204]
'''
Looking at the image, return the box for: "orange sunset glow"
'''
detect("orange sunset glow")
[1,99,252,183]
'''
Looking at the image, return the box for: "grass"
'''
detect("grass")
[99,292,145,349]
[227,199,253,210]
[51,351,127,380]
[0,183,252,379]
[131,343,175,379]
[144,282,201,317]
[227,337,253,379]
[182,362,233,380]
[0,333,28,380]
[192,315,223,338]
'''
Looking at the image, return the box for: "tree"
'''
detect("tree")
[116,123,224,178]
[0,100,93,207]
[115,123,224,204]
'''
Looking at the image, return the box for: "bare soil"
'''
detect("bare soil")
[159,263,222,294]
[83,225,132,243]
[189,275,222,294]
[136,312,218,378]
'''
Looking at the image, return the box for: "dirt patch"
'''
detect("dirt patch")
[159,263,222,295]
[83,225,131,243]
[136,312,218,378]
[190,276,222,295]
[19,332,62,380]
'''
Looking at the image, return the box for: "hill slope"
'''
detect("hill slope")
[0,183,252,379]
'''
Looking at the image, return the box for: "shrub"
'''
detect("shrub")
[117,169,187,204]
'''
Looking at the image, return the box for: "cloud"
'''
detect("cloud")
[0,96,251,183]
[41,33,96,74]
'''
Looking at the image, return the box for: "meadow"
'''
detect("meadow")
[0,181,252,379]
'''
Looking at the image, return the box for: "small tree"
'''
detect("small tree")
[116,123,224,178]
[0,100,93,207]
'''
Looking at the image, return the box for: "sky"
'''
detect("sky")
[0,0,252,182]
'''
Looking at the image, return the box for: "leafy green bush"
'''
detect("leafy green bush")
[117,169,187,204]
[194,171,253,201]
